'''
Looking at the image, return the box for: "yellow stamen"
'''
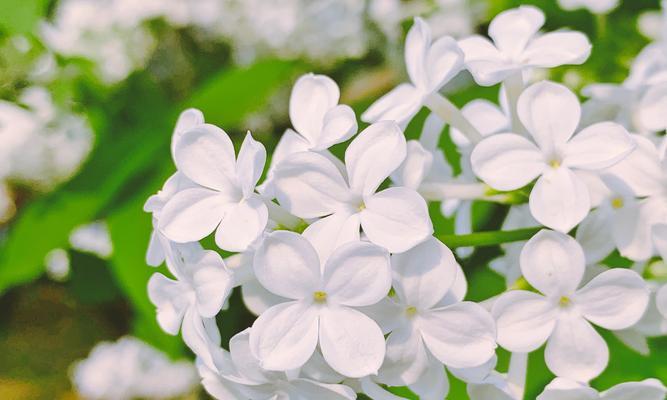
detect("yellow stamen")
[313,291,327,303]
[611,197,624,209]
[549,159,561,169]
[405,306,418,317]
[559,296,571,307]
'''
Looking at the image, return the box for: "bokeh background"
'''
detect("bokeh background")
[0,0,665,398]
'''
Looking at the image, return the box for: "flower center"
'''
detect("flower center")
[558,296,571,307]
[405,306,418,317]
[313,291,327,303]
[549,159,561,169]
[611,197,624,209]
[357,201,366,212]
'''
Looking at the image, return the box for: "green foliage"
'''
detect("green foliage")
[0,0,48,35]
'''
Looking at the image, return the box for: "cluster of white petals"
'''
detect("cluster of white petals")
[0,86,92,223]
[144,5,667,399]
[71,336,198,400]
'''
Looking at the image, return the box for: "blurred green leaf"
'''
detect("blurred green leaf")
[0,0,48,35]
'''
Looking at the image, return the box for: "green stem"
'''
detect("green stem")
[437,227,541,249]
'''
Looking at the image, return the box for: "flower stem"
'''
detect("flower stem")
[504,72,525,134]
[437,226,540,249]
[508,352,528,400]
[424,92,483,144]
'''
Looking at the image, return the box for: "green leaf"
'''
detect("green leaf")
[0,0,48,34]
[438,227,541,249]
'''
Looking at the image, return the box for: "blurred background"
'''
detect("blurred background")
[0,0,665,399]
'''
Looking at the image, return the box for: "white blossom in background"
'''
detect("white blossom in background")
[557,0,620,14]
[537,377,666,400]
[471,81,635,232]
[493,230,649,381]
[44,248,71,282]
[71,336,198,400]
[69,221,113,259]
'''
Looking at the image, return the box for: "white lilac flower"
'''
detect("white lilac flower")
[369,238,496,398]
[362,17,464,128]
[44,248,71,282]
[199,329,356,399]
[537,377,666,400]
[273,121,433,254]
[458,6,591,87]
[69,221,113,259]
[658,282,667,320]
[71,336,197,400]
[489,204,538,287]
[493,230,650,381]
[250,230,391,377]
[471,81,635,232]
[260,73,357,198]
[159,126,268,252]
[148,242,233,364]
[557,0,619,14]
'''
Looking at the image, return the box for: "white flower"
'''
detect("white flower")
[148,242,233,364]
[459,6,591,86]
[71,336,197,400]
[658,283,667,320]
[489,204,538,287]
[467,372,521,400]
[492,230,650,381]
[273,121,433,254]
[69,220,113,259]
[369,238,497,397]
[537,377,666,400]
[471,81,635,232]
[260,73,357,197]
[200,329,356,400]
[249,230,391,377]
[362,17,464,127]
[557,0,619,14]
[45,248,71,282]
[159,126,268,252]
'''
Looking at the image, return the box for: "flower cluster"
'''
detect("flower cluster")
[145,5,667,399]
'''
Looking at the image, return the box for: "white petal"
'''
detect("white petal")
[181,310,221,370]
[468,373,518,400]
[303,211,361,264]
[452,99,509,147]
[346,121,407,196]
[315,104,358,150]
[492,290,558,352]
[425,35,464,91]
[544,313,608,382]
[638,83,667,132]
[605,135,664,197]
[409,356,450,400]
[470,133,545,191]
[147,273,187,335]
[489,5,544,57]
[290,379,357,400]
[405,17,430,89]
[290,73,340,144]
[146,229,166,267]
[253,231,321,300]
[215,196,268,252]
[241,279,288,316]
[523,31,591,68]
[391,237,459,310]
[361,83,423,127]
[273,151,354,219]
[380,325,430,385]
[191,250,233,317]
[229,329,269,384]
[617,197,667,261]
[361,187,433,253]
[174,124,238,191]
[658,285,667,320]
[563,122,635,170]
[159,188,232,243]
[653,224,667,261]
[249,301,319,371]
[319,306,386,378]
[602,379,667,400]
[391,140,433,190]
[235,132,266,197]
[529,168,590,233]
[520,229,585,296]
[360,377,406,400]
[537,377,598,400]
[575,208,615,265]
[518,81,581,152]
[171,108,205,159]
[458,35,517,86]
[323,241,391,307]
[575,268,650,330]
[420,302,497,369]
